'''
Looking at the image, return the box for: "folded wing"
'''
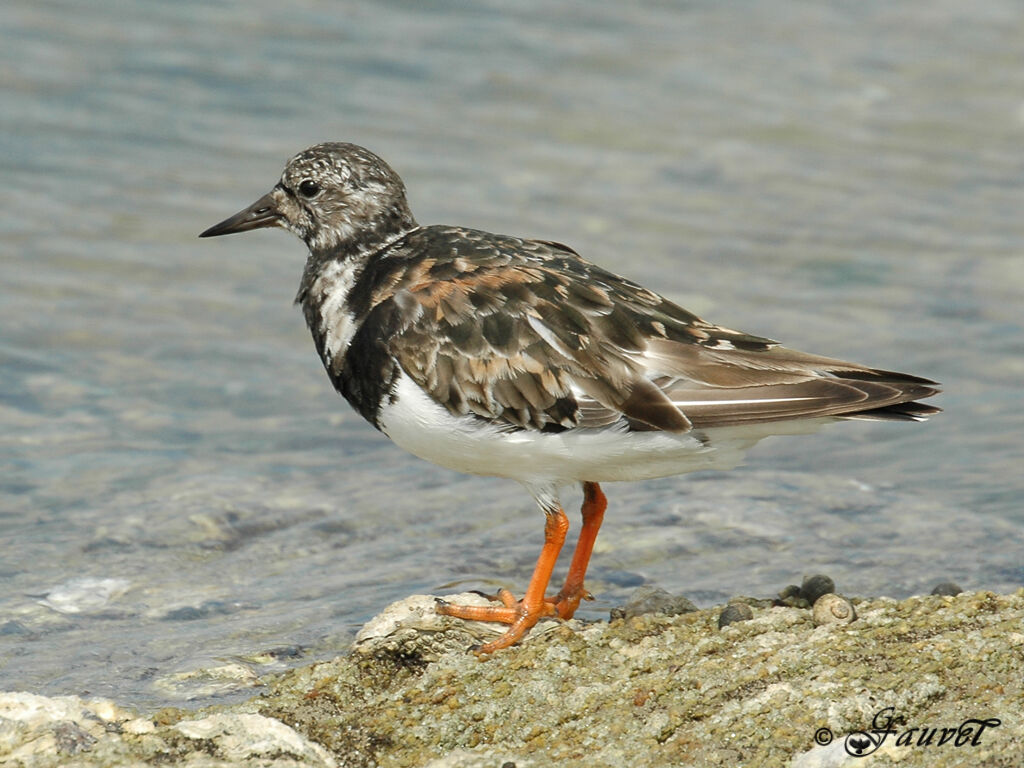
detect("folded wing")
[376,230,939,434]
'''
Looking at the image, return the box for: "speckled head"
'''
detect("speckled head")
[200,142,417,256]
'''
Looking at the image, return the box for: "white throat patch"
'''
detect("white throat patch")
[312,259,364,366]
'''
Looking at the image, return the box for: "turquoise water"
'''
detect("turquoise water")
[1,0,1022,709]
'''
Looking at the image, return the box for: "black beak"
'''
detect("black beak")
[199,191,282,238]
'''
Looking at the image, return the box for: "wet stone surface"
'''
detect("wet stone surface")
[2,589,1021,767]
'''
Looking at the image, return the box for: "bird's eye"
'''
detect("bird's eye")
[298,179,321,198]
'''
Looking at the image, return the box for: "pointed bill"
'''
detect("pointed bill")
[199,191,282,237]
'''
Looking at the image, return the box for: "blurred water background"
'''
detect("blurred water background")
[1,0,1022,709]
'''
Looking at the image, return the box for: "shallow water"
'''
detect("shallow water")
[1,0,1022,709]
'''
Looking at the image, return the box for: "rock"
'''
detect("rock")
[420,749,536,767]
[172,713,336,765]
[776,584,808,608]
[717,602,754,629]
[0,692,337,768]
[353,593,506,660]
[801,574,836,606]
[153,661,263,700]
[3,590,1023,767]
[777,575,838,609]
[609,586,697,620]
[931,581,963,596]
[790,740,859,768]
[36,577,131,615]
[0,692,133,766]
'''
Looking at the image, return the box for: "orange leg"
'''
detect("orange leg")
[552,481,607,619]
[436,505,568,654]
[436,482,609,655]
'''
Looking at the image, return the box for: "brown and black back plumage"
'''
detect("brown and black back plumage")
[310,225,939,434]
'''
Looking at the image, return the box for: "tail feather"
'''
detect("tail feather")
[843,400,942,423]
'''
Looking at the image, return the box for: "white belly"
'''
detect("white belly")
[377,374,823,486]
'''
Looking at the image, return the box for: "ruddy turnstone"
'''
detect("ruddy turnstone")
[200,142,940,654]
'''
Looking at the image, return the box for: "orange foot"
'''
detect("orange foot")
[435,592,555,654]
[435,482,607,656]
[435,586,594,655]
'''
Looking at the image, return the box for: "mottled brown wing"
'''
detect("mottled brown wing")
[383,241,694,432]
[381,231,939,433]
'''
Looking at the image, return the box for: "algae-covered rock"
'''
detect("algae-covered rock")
[257,590,1024,768]
[2,590,1022,767]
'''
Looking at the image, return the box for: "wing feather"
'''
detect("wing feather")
[368,228,939,433]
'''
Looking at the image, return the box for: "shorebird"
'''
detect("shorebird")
[200,142,939,654]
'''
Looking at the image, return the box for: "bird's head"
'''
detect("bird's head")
[200,142,416,255]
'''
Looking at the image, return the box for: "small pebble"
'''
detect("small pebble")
[800,574,836,606]
[931,582,962,597]
[775,584,807,608]
[610,586,697,621]
[718,602,754,629]
[812,594,857,626]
